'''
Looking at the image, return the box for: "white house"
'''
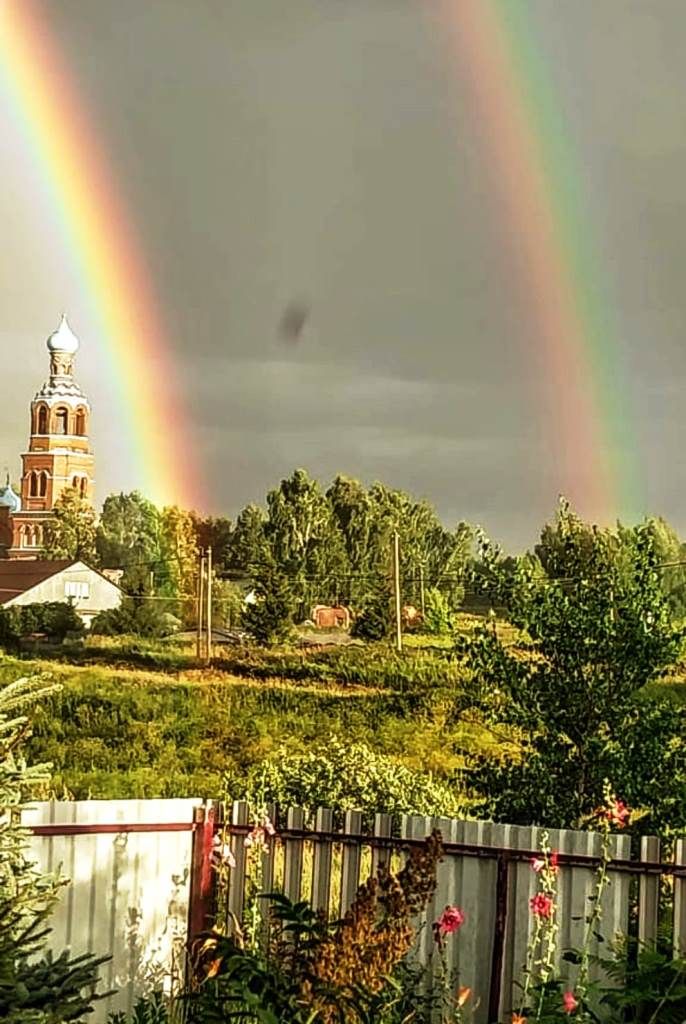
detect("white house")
[0,559,122,628]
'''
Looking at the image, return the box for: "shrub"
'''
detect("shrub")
[422,588,455,636]
[350,583,392,641]
[0,676,106,1021]
[0,602,84,647]
[226,736,468,825]
[91,598,176,638]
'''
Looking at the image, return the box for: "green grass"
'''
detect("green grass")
[1,632,512,801]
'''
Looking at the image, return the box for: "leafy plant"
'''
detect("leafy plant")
[108,991,170,1024]
[227,736,467,827]
[192,832,445,1024]
[457,515,684,827]
[0,675,107,1022]
[0,602,84,648]
[422,588,456,637]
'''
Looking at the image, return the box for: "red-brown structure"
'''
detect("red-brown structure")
[311,605,351,630]
[0,317,94,558]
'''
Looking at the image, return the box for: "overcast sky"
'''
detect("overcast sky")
[1,0,685,550]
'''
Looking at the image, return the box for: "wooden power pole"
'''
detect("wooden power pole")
[196,549,205,661]
[205,546,213,665]
[392,530,402,653]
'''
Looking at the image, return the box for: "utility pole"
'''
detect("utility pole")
[419,564,426,619]
[205,546,213,666]
[196,549,205,661]
[392,530,402,653]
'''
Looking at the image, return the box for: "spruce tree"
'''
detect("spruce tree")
[0,675,106,1022]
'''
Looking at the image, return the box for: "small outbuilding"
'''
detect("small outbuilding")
[311,605,351,630]
[0,559,122,629]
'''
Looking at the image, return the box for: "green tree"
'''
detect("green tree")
[350,578,392,641]
[156,506,199,622]
[458,516,683,827]
[242,562,295,645]
[190,513,233,572]
[264,469,348,618]
[96,491,161,594]
[0,675,105,1021]
[326,475,374,604]
[620,515,686,620]
[226,504,269,574]
[42,486,97,563]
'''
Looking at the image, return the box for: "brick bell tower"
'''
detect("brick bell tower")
[3,317,95,558]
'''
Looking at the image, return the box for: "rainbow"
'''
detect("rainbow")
[0,0,202,509]
[429,1,638,523]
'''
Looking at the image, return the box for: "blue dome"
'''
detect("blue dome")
[0,482,21,513]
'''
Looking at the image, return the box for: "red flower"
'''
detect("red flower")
[562,990,578,1014]
[550,851,559,871]
[530,892,554,918]
[606,800,630,828]
[435,905,465,936]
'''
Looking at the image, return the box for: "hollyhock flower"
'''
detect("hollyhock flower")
[263,815,276,836]
[607,799,630,828]
[456,986,471,1007]
[530,892,554,918]
[244,825,270,853]
[436,905,465,936]
[211,835,236,868]
[532,851,559,874]
[562,990,578,1014]
[512,1014,527,1024]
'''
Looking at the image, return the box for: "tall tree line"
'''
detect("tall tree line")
[42,475,686,623]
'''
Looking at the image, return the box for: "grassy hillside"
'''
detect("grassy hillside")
[4,634,517,801]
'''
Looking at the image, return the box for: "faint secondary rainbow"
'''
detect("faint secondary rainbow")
[0,0,202,508]
[431,1,638,522]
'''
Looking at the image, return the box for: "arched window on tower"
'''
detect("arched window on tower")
[29,472,39,498]
[72,476,79,490]
[19,525,27,548]
[80,477,88,498]
[75,408,87,436]
[37,405,48,434]
[55,407,69,435]
[39,473,47,498]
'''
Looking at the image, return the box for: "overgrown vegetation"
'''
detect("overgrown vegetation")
[0,675,106,1022]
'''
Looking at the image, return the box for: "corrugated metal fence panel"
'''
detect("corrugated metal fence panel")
[22,799,202,1022]
[388,816,633,1024]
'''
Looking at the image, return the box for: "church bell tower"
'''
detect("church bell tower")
[4,317,95,558]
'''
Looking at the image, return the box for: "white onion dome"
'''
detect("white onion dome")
[0,481,21,513]
[47,315,80,355]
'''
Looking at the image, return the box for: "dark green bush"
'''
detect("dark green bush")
[0,602,84,647]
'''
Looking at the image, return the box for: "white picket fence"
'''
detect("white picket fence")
[22,799,686,1023]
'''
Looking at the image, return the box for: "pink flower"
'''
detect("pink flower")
[263,815,275,836]
[532,851,559,874]
[530,892,554,918]
[606,800,630,828]
[211,836,236,868]
[562,990,578,1015]
[434,905,465,939]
